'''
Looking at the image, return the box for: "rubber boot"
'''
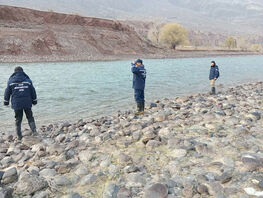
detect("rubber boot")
[135,103,140,115]
[135,103,144,115]
[29,121,38,136]
[16,120,22,140]
[139,102,144,115]
[212,87,216,95]
[141,102,145,112]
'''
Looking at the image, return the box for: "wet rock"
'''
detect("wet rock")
[143,183,168,198]
[15,173,48,196]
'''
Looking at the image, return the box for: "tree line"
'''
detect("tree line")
[147,22,263,52]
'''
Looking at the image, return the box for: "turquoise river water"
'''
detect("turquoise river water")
[0,55,262,129]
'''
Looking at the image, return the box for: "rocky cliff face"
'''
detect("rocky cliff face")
[0,5,156,62]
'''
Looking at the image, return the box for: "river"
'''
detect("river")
[0,55,263,129]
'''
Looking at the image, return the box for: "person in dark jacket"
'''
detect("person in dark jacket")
[4,66,38,140]
[209,61,220,95]
[131,59,146,115]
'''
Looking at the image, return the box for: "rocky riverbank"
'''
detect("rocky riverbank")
[0,82,263,198]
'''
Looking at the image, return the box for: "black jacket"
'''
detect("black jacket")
[4,72,37,110]
[131,64,146,90]
[209,65,220,80]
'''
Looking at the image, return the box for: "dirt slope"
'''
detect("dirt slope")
[0,5,157,62]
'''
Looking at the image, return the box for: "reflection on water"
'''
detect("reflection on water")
[0,55,263,129]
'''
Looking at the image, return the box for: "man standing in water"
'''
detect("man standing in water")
[131,59,146,115]
[209,61,220,95]
[4,66,38,140]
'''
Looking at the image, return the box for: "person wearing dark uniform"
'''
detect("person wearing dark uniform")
[131,59,146,115]
[4,66,38,140]
[209,61,220,95]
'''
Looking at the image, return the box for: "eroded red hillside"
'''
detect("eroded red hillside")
[0,5,156,62]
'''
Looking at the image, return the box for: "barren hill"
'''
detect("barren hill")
[0,5,157,62]
[1,0,263,34]
[0,5,258,63]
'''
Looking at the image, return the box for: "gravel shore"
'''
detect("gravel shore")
[0,82,262,197]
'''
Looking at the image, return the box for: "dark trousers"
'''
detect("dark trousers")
[134,89,145,102]
[15,109,35,123]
